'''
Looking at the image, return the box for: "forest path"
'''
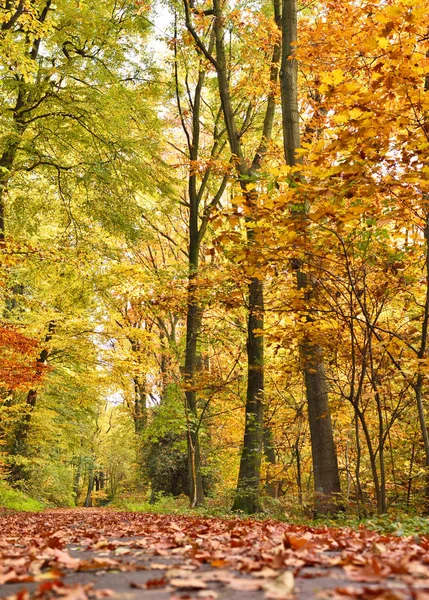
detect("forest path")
[0,508,428,600]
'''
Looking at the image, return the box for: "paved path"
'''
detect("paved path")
[0,509,428,600]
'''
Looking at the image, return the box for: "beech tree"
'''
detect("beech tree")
[182,0,281,513]
[280,0,341,513]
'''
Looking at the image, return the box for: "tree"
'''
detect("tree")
[183,0,281,513]
[279,0,341,513]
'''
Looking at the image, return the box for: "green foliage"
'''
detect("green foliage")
[111,492,193,515]
[0,479,44,512]
[145,432,189,499]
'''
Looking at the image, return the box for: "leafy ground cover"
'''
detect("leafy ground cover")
[1,509,429,600]
[110,492,429,537]
[0,481,44,513]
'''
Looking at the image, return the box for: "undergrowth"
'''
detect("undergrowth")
[0,480,45,512]
[109,493,429,537]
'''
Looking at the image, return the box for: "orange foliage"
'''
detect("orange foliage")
[0,324,46,390]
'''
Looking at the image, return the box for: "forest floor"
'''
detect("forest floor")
[1,509,429,600]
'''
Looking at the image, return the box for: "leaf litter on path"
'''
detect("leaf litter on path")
[1,509,429,600]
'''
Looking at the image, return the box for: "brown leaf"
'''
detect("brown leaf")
[263,571,294,599]
[197,591,219,599]
[53,549,81,569]
[228,578,262,591]
[210,559,228,568]
[149,562,170,570]
[170,577,208,590]
[92,589,116,598]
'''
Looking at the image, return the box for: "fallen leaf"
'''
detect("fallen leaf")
[53,549,81,569]
[149,562,170,570]
[170,577,208,590]
[132,577,167,589]
[228,578,262,591]
[263,571,294,599]
[252,567,278,579]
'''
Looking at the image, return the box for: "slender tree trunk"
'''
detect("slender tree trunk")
[133,376,147,434]
[410,213,429,509]
[183,0,279,512]
[354,402,382,513]
[414,377,429,506]
[181,54,207,506]
[263,422,278,498]
[84,461,95,507]
[407,440,416,509]
[184,290,205,506]
[232,278,264,512]
[374,390,387,513]
[73,456,82,506]
[295,438,303,506]
[207,0,280,513]
[354,417,367,517]
[280,0,341,514]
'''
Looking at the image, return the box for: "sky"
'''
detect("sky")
[147,4,174,56]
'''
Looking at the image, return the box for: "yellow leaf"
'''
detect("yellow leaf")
[332,68,344,85]
[377,37,389,49]
[385,5,403,17]
[349,108,364,120]
[333,111,349,124]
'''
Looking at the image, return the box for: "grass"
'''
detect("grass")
[109,493,429,537]
[0,479,45,512]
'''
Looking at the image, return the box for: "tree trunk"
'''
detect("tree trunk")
[183,0,280,513]
[413,214,429,509]
[280,0,341,514]
[184,288,205,506]
[0,141,20,240]
[354,402,383,513]
[414,377,429,509]
[209,0,280,514]
[375,390,387,514]
[133,376,147,434]
[73,457,82,506]
[84,460,95,507]
[354,417,367,518]
[263,422,279,498]
[295,438,303,506]
[232,278,264,512]
[181,53,207,506]
[302,344,341,512]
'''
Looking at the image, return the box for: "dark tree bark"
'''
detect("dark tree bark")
[132,375,147,435]
[84,460,95,507]
[280,0,342,513]
[263,421,279,498]
[190,0,281,513]
[232,277,264,512]
[412,214,429,509]
[183,63,205,507]
[73,456,82,506]
[174,19,228,506]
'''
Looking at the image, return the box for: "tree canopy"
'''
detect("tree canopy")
[1,0,429,517]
